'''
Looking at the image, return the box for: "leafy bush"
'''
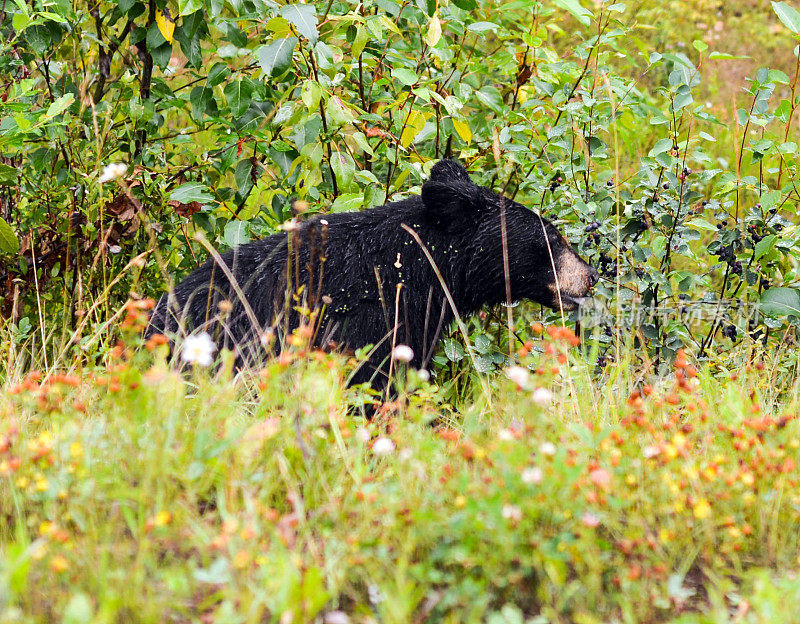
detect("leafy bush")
[2,0,800,377]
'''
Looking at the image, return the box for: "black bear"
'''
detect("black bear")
[147,160,598,386]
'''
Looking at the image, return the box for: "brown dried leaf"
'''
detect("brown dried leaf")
[105,194,137,221]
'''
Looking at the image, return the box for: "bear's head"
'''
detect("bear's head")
[421,159,598,311]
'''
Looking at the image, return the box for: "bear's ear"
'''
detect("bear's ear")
[429,159,473,184]
[421,160,484,221]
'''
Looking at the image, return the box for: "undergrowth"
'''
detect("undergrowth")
[3,308,800,623]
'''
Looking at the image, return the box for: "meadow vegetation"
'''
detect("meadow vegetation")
[4,0,800,621]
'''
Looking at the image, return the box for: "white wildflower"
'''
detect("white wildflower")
[643,445,661,459]
[497,428,515,442]
[98,162,128,183]
[391,344,414,362]
[539,441,556,456]
[180,332,216,367]
[521,466,543,485]
[532,387,553,405]
[324,612,351,624]
[367,584,384,604]
[355,427,371,443]
[505,365,531,389]
[417,368,430,382]
[501,504,522,522]
[582,512,600,528]
[371,437,395,455]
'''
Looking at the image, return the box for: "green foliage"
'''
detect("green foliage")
[1,0,800,373]
[2,331,800,622]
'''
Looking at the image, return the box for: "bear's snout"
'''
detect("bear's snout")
[549,248,598,310]
[587,267,600,289]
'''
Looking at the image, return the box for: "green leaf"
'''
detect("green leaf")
[475,86,504,115]
[474,334,491,353]
[352,24,369,58]
[755,234,777,260]
[689,218,717,231]
[0,163,18,185]
[12,11,29,32]
[224,220,250,248]
[256,37,297,77]
[760,287,800,317]
[772,1,800,35]
[425,14,441,46]
[175,10,207,67]
[352,131,374,155]
[223,79,254,118]
[207,63,230,87]
[330,193,363,213]
[391,67,418,86]
[649,138,672,157]
[474,354,494,373]
[708,51,749,60]
[672,90,693,111]
[301,80,322,111]
[330,152,355,190]
[325,97,355,127]
[444,339,464,361]
[466,21,498,33]
[170,182,214,204]
[0,216,20,255]
[189,85,216,119]
[552,0,593,26]
[279,4,318,43]
[44,93,74,119]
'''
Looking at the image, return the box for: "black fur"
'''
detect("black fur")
[147,160,597,387]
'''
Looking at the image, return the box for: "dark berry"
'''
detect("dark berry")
[722,325,738,340]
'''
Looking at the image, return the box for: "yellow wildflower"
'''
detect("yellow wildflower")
[693,499,712,520]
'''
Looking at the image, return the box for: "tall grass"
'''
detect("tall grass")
[3,311,800,622]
